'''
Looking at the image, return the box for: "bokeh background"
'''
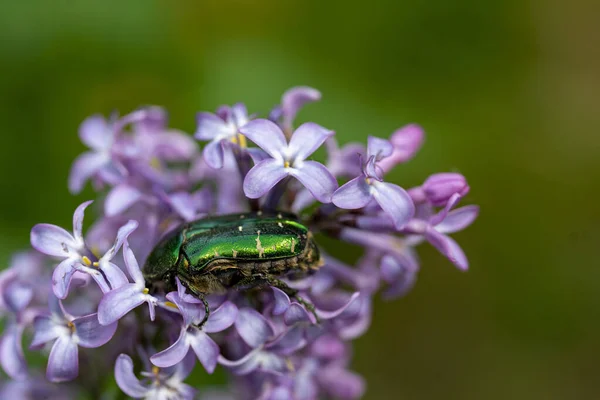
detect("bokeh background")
[1,1,599,399]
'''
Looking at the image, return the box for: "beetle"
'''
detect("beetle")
[143,211,323,325]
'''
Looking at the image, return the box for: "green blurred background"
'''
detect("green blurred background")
[1,1,599,399]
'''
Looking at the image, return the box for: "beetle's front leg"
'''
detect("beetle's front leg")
[196,294,211,329]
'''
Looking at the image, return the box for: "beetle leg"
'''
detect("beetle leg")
[196,295,211,328]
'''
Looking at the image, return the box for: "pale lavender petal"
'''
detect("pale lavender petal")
[272,287,291,315]
[230,103,249,127]
[203,139,226,169]
[79,115,111,150]
[284,304,313,325]
[115,354,149,398]
[195,112,231,141]
[429,192,463,226]
[47,335,79,382]
[103,220,138,261]
[0,324,27,379]
[98,261,128,291]
[74,313,117,347]
[30,224,77,258]
[281,86,321,127]
[289,161,337,203]
[371,181,415,229]
[319,367,365,399]
[218,349,261,375]
[380,254,417,300]
[123,240,143,284]
[246,147,270,164]
[435,205,479,234]
[52,259,79,299]
[332,176,372,209]
[2,280,33,313]
[151,328,190,368]
[152,131,198,161]
[291,188,316,214]
[189,330,220,373]
[171,349,197,381]
[105,184,143,217]
[168,192,197,222]
[175,277,202,304]
[288,122,333,162]
[425,229,469,270]
[235,308,274,348]
[68,151,109,194]
[166,291,204,326]
[203,301,238,333]
[316,292,361,320]
[267,326,306,355]
[367,136,393,160]
[73,200,93,244]
[30,316,61,349]
[311,334,346,359]
[239,119,287,159]
[243,159,288,199]
[98,284,145,325]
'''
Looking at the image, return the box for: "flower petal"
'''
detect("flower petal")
[195,112,231,141]
[243,159,288,199]
[123,239,143,284]
[281,86,321,128]
[367,136,393,160]
[189,330,220,374]
[2,279,33,314]
[74,313,117,347]
[203,301,238,333]
[114,354,149,398]
[105,184,143,217]
[284,304,313,325]
[371,181,415,229]
[68,151,109,194]
[288,122,333,162]
[98,261,128,292]
[230,103,249,127]
[332,176,372,209]
[79,115,111,150]
[202,139,226,169]
[318,367,365,400]
[289,161,337,203]
[235,308,274,348]
[435,205,479,234]
[0,324,27,380]
[271,287,291,315]
[316,292,361,320]
[425,229,469,270]
[98,284,145,325]
[218,348,262,376]
[239,119,287,159]
[51,259,79,299]
[30,224,78,258]
[72,200,93,245]
[46,335,79,382]
[30,315,62,349]
[151,328,191,368]
[102,220,138,261]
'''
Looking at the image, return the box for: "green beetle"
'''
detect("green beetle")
[143,211,322,323]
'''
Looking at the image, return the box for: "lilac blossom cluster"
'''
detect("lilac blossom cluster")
[0,87,478,399]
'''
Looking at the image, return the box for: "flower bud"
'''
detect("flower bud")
[422,173,469,206]
[378,124,424,172]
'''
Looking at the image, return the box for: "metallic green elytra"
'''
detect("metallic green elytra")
[143,211,322,297]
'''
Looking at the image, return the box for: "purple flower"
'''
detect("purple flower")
[30,296,117,382]
[115,353,197,400]
[151,291,237,373]
[98,239,157,325]
[68,115,123,194]
[280,86,321,132]
[404,193,479,270]
[195,104,250,169]
[30,201,136,298]
[0,322,27,380]
[240,119,337,202]
[333,136,415,229]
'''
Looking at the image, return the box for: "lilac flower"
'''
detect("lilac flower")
[30,296,117,382]
[421,172,470,207]
[115,353,197,400]
[98,239,157,325]
[68,115,123,194]
[30,201,136,298]
[404,193,479,270]
[240,119,337,202]
[279,86,321,132]
[151,291,237,373]
[333,136,415,229]
[195,104,250,169]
